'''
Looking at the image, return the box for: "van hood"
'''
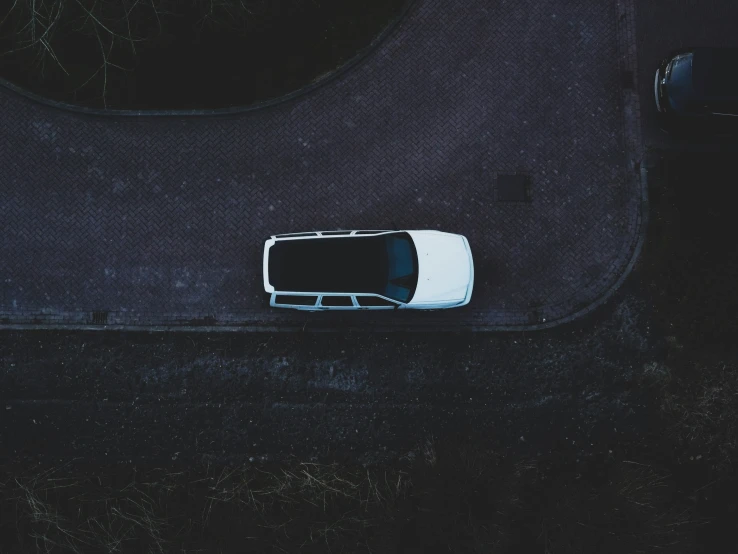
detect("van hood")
[407,231,473,305]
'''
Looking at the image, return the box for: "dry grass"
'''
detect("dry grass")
[654,362,738,470]
[0,439,713,554]
[641,361,672,389]
[0,0,268,106]
[5,464,176,554]
[2,459,414,552]
[421,434,437,468]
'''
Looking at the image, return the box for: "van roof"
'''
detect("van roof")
[692,48,738,98]
[269,235,389,293]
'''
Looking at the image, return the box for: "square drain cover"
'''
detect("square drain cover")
[496,173,531,202]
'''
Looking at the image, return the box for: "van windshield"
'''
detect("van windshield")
[381,233,418,302]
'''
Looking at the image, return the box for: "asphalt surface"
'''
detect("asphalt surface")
[0,0,644,330]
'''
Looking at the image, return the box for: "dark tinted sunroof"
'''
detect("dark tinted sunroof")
[692,48,738,97]
[268,235,391,293]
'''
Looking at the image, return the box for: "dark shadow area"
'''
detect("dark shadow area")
[639,150,738,346]
[0,0,408,110]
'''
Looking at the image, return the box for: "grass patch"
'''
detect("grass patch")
[0,440,709,553]
[653,362,738,471]
[0,0,409,109]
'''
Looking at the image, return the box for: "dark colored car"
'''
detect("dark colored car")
[654,48,738,134]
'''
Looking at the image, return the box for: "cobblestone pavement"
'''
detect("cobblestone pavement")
[0,0,644,330]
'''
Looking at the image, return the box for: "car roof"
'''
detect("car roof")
[268,234,402,294]
[691,48,738,99]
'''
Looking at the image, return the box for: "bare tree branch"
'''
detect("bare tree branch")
[1,0,269,107]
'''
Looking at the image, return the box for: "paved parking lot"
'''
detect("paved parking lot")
[0,0,644,330]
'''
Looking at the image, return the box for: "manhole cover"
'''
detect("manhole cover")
[496,173,531,202]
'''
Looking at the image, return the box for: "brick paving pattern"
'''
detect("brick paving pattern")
[0,0,644,330]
